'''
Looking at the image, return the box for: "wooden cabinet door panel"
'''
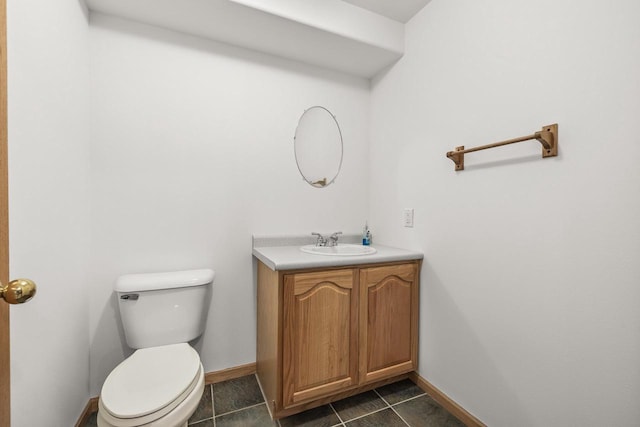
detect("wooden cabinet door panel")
[360,264,418,384]
[283,269,358,407]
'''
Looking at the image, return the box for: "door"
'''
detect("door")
[282,269,358,407]
[1,0,10,423]
[1,2,37,425]
[359,263,419,384]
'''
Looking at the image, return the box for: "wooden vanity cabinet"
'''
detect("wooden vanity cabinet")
[359,263,419,384]
[282,269,359,407]
[256,260,420,419]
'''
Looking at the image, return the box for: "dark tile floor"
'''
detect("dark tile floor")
[84,376,465,427]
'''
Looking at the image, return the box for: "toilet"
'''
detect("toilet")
[97,269,215,427]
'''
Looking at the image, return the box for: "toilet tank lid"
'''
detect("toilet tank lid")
[115,269,215,292]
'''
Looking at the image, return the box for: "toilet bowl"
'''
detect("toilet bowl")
[98,344,204,427]
[97,269,214,427]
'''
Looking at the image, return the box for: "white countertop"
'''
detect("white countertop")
[253,244,423,271]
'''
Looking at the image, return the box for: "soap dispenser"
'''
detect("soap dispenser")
[362,222,371,246]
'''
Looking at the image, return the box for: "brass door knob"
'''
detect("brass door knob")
[0,278,37,304]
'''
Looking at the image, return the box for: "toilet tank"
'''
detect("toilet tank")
[115,269,214,349]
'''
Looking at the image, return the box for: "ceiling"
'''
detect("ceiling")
[342,0,431,23]
[85,0,426,78]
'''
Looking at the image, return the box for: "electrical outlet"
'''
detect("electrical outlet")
[403,208,414,227]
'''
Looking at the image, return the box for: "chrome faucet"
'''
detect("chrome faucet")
[312,232,327,247]
[328,231,342,247]
[312,231,342,247]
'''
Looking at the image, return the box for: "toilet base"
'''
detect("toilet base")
[97,364,204,427]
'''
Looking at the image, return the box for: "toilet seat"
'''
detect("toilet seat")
[98,343,203,427]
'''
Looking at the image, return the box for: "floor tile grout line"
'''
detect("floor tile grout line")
[339,405,392,424]
[374,385,428,406]
[389,392,428,407]
[188,384,215,426]
[373,388,393,407]
[372,388,411,425]
[214,401,267,418]
[389,405,412,427]
[329,402,347,426]
[373,387,425,427]
[189,416,211,425]
[336,388,390,424]
[210,383,216,427]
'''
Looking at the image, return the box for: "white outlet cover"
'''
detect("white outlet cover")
[403,208,414,227]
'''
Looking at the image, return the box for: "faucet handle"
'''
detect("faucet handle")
[311,232,327,246]
[328,231,343,246]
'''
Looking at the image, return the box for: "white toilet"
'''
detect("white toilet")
[97,269,215,427]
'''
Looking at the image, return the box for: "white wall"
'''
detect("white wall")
[7,0,91,425]
[88,14,370,395]
[10,3,638,425]
[369,0,640,426]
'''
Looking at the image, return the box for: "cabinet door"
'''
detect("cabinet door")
[283,269,358,407]
[359,263,418,384]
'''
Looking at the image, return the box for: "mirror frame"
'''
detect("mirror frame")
[294,106,343,188]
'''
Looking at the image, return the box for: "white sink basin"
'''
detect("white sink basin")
[300,244,377,256]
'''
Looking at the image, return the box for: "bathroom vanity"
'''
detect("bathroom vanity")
[253,238,423,419]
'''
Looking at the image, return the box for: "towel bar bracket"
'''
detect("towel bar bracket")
[537,124,558,158]
[447,123,558,171]
[450,146,465,171]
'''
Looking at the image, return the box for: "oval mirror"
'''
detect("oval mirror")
[294,106,343,188]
